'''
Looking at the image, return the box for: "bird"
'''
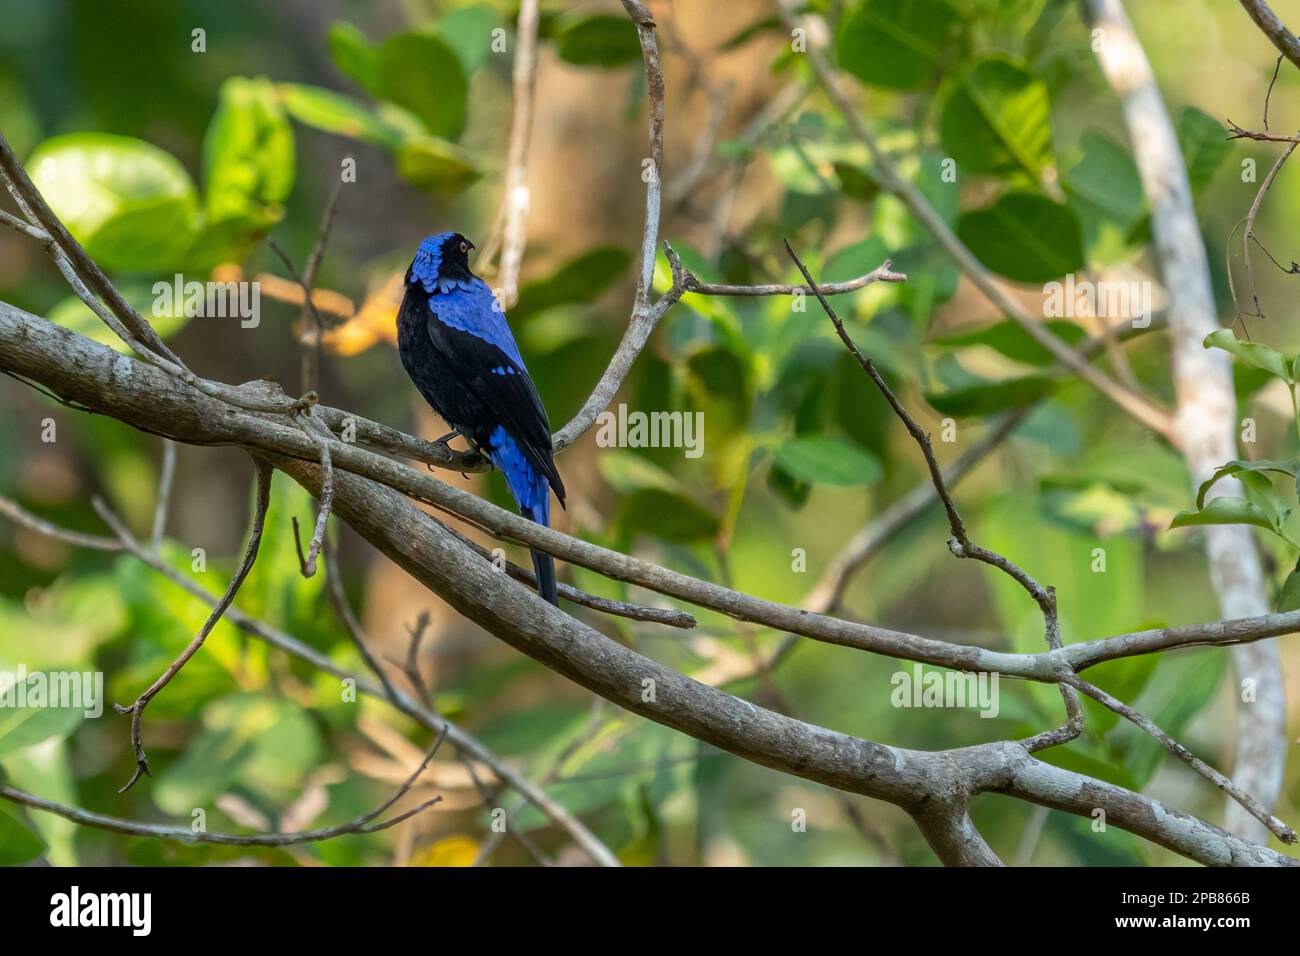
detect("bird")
[396,231,566,605]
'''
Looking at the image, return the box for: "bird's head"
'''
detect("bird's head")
[407,231,476,293]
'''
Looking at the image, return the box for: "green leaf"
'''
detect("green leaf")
[940,57,1054,178]
[1064,130,1143,223]
[925,373,1059,417]
[278,83,404,150]
[202,76,294,228]
[772,436,882,486]
[1203,328,1293,383]
[832,161,881,202]
[937,318,1088,366]
[1170,496,1276,534]
[553,14,641,67]
[1178,106,1231,196]
[434,5,498,74]
[836,0,958,91]
[28,133,200,272]
[377,32,469,140]
[0,804,45,866]
[956,192,1084,283]
[1278,559,1300,612]
[1195,458,1300,510]
[0,701,84,760]
[618,488,720,543]
[1063,130,1146,261]
[394,135,481,192]
[512,247,632,321]
[767,461,812,509]
[327,22,382,95]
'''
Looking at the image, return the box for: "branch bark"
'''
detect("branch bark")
[1239,0,1300,70]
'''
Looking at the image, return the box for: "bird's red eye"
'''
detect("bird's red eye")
[459,241,469,254]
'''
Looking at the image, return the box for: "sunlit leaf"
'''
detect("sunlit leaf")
[203,76,294,228]
[1203,328,1292,383]
[940,57,1054,178]
[278,83,404,150]
[327,22,382,95]
[28,132,200,271]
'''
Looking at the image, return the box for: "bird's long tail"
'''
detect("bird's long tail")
[488,428,558,606]
[522,496,557,606]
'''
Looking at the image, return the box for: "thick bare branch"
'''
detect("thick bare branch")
[8,299,1300,687]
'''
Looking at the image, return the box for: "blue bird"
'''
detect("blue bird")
[397,231,565,605]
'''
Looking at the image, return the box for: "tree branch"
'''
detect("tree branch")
[0,730,446,846]
[1239,0,1300,70]
[1085,0,1286,845]
[97,461,272,792]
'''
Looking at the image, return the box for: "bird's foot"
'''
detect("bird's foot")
[433,428,464,449]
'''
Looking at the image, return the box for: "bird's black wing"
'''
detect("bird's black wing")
[422,304,566,505]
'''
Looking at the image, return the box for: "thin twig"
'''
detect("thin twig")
[401,610,433,703]
[1,729,446,846]
[1264,53,1283,129]
[441,521,697,628]
[1235,139,1300,326]
[785,240,1083,751]
[0,486,617,865]
[0,207,48,241]
[98,459,273,792]
[1066,675,1296,844]
[151,439,177,552]
[0,492,123,551]
[291,414,335,578]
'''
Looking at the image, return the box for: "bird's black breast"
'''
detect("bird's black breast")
[396,286,484,438]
